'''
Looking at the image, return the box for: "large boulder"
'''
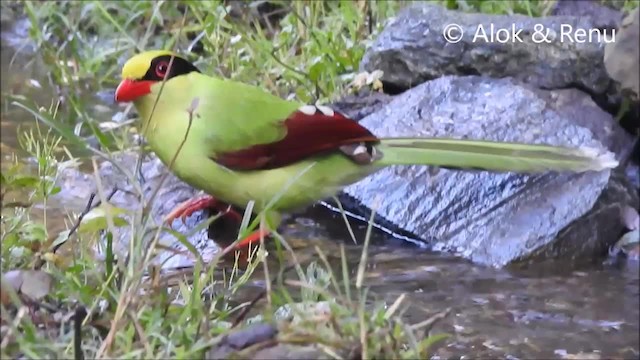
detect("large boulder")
[339,76,637,267]
[551,0,623,29]
[360,4,616,100]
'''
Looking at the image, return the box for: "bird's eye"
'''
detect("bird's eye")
[155,61,169,78]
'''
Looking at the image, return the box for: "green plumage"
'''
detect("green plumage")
[376,138,616,173]
[123,52,617,232]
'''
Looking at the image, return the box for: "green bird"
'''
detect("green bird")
[114,50,618,252]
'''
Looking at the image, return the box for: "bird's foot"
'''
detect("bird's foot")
[164,195,242,225]
[236,228,271,249]
[220,228,271,258]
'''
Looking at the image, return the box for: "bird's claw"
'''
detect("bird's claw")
[163,195,243,227]
[220,228,271,259]
[164,195,218,226]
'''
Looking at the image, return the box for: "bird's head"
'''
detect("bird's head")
[114,50,200,103]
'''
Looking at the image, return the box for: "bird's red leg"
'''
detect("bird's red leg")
[234,228,271,250]
[164,195,242,225]
[220,228,271,261]
[167,197,272,263]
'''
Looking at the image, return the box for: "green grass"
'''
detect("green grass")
[0,122,452,358]
[2,0,638,358]
[0,119,449,358]
[1,1,453,358]
[7,0,638,154]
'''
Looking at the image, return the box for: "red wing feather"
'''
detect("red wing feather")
[214,107,379,171]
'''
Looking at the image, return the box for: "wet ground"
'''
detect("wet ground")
[1,20,638,359]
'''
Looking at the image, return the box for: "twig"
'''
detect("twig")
[133,98,200,277]
[288,6,330,100]
[268,47,326,99]
[231,263,297,327]
[269,47,308,78]
[31,188,118,270]
[96,10,190,358]
[96,291,131,358]
[53,188,119,254]
[367,1,373,35]
[143,97,198,216]
[289,7,325,59]
[128,309,152,355]
[74,305,86,360]
[135,5,190,200]
[1,307,27,348]
[410,307,452,338]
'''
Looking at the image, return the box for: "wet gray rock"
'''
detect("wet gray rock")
[251,343,329,360]
[340,75,637,267]
[603,8,640,187]
[551,0,623,29]
[360,4,614,97]
[206,326,332,359]
[207,323,278,359]
[332,89,393,121]
[604,7,640,96]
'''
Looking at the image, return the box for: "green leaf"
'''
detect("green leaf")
[10,175,40,189]
[20,222,48,244]
[52,230,71,249]
[105,231,114,281]
[2,233,20,250]
[308,56,326,83]
[85,118,116,150]
[78,203,129,233]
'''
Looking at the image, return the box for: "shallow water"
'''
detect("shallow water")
[1,20,638,359]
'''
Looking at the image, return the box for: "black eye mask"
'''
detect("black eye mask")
[142,55,201,81]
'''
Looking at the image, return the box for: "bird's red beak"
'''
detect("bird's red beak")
[114,79,154,102]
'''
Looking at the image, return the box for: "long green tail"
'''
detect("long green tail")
[375,138,618,173]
